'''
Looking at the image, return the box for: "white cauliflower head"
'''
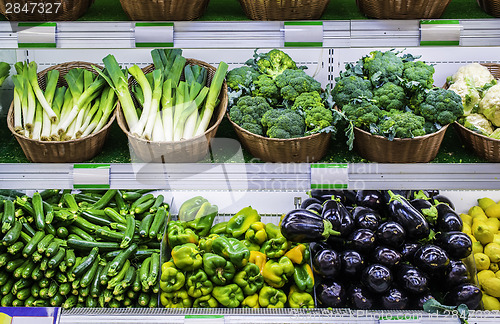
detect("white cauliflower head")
[463,113,494,136]
[448,80,480,115]
[479,83,500,127]
[452,63,495,88]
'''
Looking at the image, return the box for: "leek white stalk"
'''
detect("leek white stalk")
[82,109,103,137]
[27,62,57,122]
[11,75,24,133]
[129,65,153,137]
[161,79,174,141]
[76,99,100,138]
[32,103,43,140]
[143,69,163,140]
[152,111,165,142]
[40,110,51,141]
[94,88,116,133]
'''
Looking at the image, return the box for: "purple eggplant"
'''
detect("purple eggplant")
[355,190,385,211]
[371,246,402,268]
[381,286,409,310]
[300,197,323,210]
[281,209,340,242]
[353,207,381,231]
[413,293,435,310]
[348,284,374,310]
[445,260,471,287]
[410,199,438,225]
[433,194,455,210]
[376,222,406,248]
[348,228,376,254]
[436,204,463,232]
[362,264,393,294]
[400,242,421,262]
[341,250,365,277]
[317,280,347,308]
[436,231,472,260]
[313,248,341,279]
[414,244,450,275]
[397,264,429,294]
[322,200,355,238]
[309,189,356,205]
[444,283,482,310]
[387,190,430,240]
[305,203,323,215]
[310,241,330,258]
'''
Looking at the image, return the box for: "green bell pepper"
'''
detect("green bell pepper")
[293,263,314,293]
[242,240,260,252]
[260,236,288,259]
[288,285,315,308]
[178,196,208,221]
[171,243,202,272]
[193,294,218,308]
[212,284,244,308]
[259,285,287,308]
[184,201,218,237]
[265,223,282,239]
[209,221,228,235]
[198,234,219,253]
[262,256,294,288]
[160,289,192,308]
[186,269,213,298]
[233,263,264,296]
[160,261,185,293]
[242,293,260,308]
[226,207,260,238]
[167,221,199,248]
[202,253,235,286]
[212,236,250,269]
[245,222,267,245]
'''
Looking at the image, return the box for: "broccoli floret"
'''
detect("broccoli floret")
[363,50,404,87]
[292,91,324,111]
[226,66,260,92]
[408,90,426,111]
[255,49,297,79]
[373,82,406,110]
[251,75,280,105]
[261,109,305,139]
[376,109,426,139]
[275,69,322,101]
[424,121,438,134]
[402,60,435,91]
[229,96,272,134]
[332,75,373,108]
[305,106,334,133]
[419,88,464,125]
[240,122,264,136]
[342,99,382,129]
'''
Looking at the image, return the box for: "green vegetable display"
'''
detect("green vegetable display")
[0,62,10,87]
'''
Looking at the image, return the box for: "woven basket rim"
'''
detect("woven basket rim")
[6,61,114,144]
[353,123,449,142]
[116,58,227,144]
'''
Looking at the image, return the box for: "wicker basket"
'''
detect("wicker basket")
[116,59,227,163]
[7,62,115,163]
[477,0,500,17]
[119,0,209,21]
[238,0,330,20]
[355,0,451,19]
[0,0,94,21]
[227,114,330,163]
[353,125,449,163]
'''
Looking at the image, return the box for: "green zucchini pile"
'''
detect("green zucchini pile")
[0,189,167,309]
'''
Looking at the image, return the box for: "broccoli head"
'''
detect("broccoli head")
[292,91,324,111]
[226,66,260,92]
[275,69,322,101]
[261,109,305,139]
[402,60,435,91]
[305,106,334,133]
[240,122,264,136]
[363,50,404,87]
[255,49,297,79]
[373,82,406,111]
[342,98,382,130]
[376,109,426,139]
[419,88,464,125]
[332,75,373,108]
[229,96,272,134]
[251,75,280,105]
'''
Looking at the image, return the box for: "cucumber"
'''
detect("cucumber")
[32,192,45,230]
[22,231,45,258]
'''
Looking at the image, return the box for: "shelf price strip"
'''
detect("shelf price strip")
[0,306,60,324]
[17,22,56,48]
[420,20,460,46]
[185,315,224,324]
[379,315,421,324]
[135,22,174,48]
[284,21,323,47]
[310,163,348,189]
[73,164,110,189]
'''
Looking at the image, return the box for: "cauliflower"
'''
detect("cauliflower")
[479,83,500,127]
[490,128,500,140]
[448,80,481,116]
[452,63,494,88]
[463,113,494,136]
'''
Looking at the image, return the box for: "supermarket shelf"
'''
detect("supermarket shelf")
[0,163,498,191]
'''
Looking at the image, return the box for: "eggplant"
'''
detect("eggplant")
[435,231,472,260]
[322,200,355,238]
[436,204,463,232]
[340,250,365,277]
[397,264,429,294]
[313,249,341,279]
[387,190,430,240]
[300,197,323,210]
[444,283,482,310]
[362,264,393,294]
[317,280,347,308]
[410,199,438,225]
[371,246,401,268]
[353,207,381,231]
[433,194,455,210]
[348,284,374,310]
[306,203,323,215]
[406,190,432,200]
[414,244,450,275]
[400,242,421,262]
[326,235,346,251]
[355,190,384,211]
[376,222,406,248]
[281,209,339,242]
[348,229,376,254]
[413,293,435,310]
[445,260,471,287]
[309,190,356,205]
[381,286,409,310]
[310,241,330,259]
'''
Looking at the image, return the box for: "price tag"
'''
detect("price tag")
[0,307,60,324]
[284,21,323,47]
[135,22,174,48]
[420,20,460,46]
[73,164,110,189]
[310,163,348,189]
[17,22,56,48]
[185,315,224,324]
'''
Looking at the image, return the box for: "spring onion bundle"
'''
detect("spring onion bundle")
[11,62,117,141]
[98,49,228,142]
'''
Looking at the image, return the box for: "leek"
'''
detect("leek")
[143,69,163,140]
[152,111,165,142]
[11,75,24,133]
[32,102,43,140]
[27,62,57,122]
[94,87,116,133]
[161,79,174,141]
[128,65,152,137]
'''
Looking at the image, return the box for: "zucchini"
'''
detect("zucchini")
[6,259,25,272]
[1,278,14,296]
[24,295,36,307]
[31,264,43,280]
[55,272,68,284]
[62,295,78,309]
[73,216,100,233]
[107,243,138,277]
[80,255,99,288]
[39,288,49,299]
[38,278,50,288]
[74,193,100,204]
[114,293,125,301]
[48,247,66,269]
[65,249,76,267]
[148,295,158,308]
[45,223,56,236]
[50,293,64,307]
[37,234,55,254]
[80,210,113,227]
[122,191,142,201]
[44,268,56,278]
[59,282,71,296]
[132,268,141,292]
[16,287,30,300]
[58,261,67,273]
[56,226,69,239]
[46,240,61,257]
[20,221,36,237]
[1,293,14,306]
[68,226,95,242]
[31,282,40,298]
[104,289,113,303]
[86,296,98,308]
[90,264,104,298]
[109,298,120,308]
[12,298,23,306]
[139,257,151,291]
[13,259,30,278]
[0,272,8,286]
[138,292,150,306]
[138,214,154,238]
[134,198,155,215]
[22,231,45,258]
[15,196,35,216]
[149,194,164,214]
[31,251,43,263]
[91,190,117,210]
[127,289,136,299]
[67,234,82,241]
[104,207,127,224]
[43,201,55,225]
[2,221,22,246]
[95,227,123,242]
[80,286,90,297]
[99,261,112,286]
[147,252,160,287]
[71,278,80,292]
[71,247,99,278]
[63,193,79,213]
[121,215,135,248]
[113,264,135,295]
[123,297,133,307]
[1,200,15,233]
[39,189,60,200]
[0,253,10,267]
[115,190,129,215]
[32,192,45,230]
[107,259,130,289]
[7,241,24,255]
[110,222,127,232]
[131,194,154,212]
[148,206,167,240]
[48,280,58,298]
[21,259,36,279]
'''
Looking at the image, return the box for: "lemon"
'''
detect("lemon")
[482,293,500,310]
[475,252,491,271]
[473,213,489,225]
[478,198,496,211]
[485,242,500,263]
[494,234,500,245]
[474,223,495,245]
[462,223,472,235]
[492,263,500,272]
[460,213,473,226]
[470,205,488,218]
[483,277,500,297]
[473,241,484,254]
[478,270,496,287]
[468,233,478,243]
[496,271,500,279]
[486,203,500,219]
[487,218,500,233]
